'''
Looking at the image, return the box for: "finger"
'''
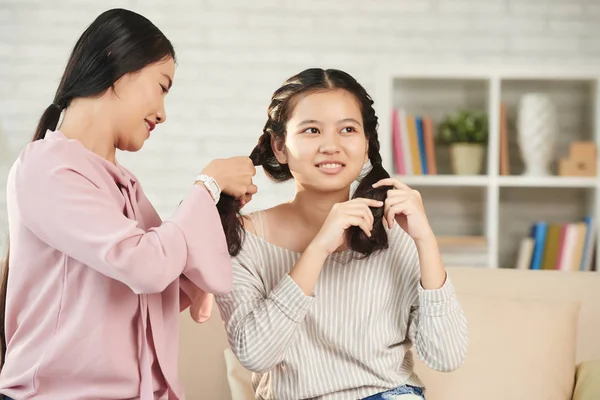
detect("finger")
[357,215,373,237]
[348,203,376,230]
[384,200,404,228]
[246,184,258,195]
[384,195,408,214]
[388,207,395,229]
[386,189,412,199]
[242,193,253,203]
[387,202,409,228]
[353,206,375,235]
[372,178,410,190]
[345,215,371,237]
[362,203,374,231]
[345,206,373,224]
[352,198,384,208]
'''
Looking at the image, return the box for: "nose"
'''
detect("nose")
[156,102,167,124]
[319,131,341,154]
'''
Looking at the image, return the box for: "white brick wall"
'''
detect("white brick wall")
[1,0,600,243]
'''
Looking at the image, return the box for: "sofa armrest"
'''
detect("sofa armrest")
[573,360,600,400]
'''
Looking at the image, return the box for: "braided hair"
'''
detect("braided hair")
[217,68,392,257]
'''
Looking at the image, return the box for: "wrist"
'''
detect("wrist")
[304,242,330,260]
[195,174,221,203]
[194,180,210,194]
[414,230,437,249]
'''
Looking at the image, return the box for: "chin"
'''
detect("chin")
[128,134,148,152]
[117,140,144,153]
[130,141,145,152]
[304,174,356,194]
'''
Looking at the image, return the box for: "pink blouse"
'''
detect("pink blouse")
[0,130,231,399]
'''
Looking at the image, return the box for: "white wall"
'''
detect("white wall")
[1,0,600,242]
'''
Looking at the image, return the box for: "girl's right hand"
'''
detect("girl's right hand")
[310,198,384,255]
[201,157,257,199]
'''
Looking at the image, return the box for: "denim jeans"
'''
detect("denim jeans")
[362,385,426,399]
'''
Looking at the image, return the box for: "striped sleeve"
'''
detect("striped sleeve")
[407,274,469,372]
[215,256,314,373]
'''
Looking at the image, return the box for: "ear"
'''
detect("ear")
[364,138,369,164]
[271,137,288,164]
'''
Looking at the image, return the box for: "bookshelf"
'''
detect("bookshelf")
[375,65,600,271]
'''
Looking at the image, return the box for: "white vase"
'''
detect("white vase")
[517,93,558,176]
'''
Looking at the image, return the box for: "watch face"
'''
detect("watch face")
[209,181,220,193]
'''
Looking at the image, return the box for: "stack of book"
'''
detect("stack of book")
[391,108,437,176]
[515,216,596,271]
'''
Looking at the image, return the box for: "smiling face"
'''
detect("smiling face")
[272,89,369,194]
[108,56,174,152]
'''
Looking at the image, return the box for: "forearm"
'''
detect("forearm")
[414,234,447,290]
[225,275,314,372]
[412,278,469,372]
[288,244,329,296]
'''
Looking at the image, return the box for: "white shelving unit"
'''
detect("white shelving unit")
[375,65,600,271]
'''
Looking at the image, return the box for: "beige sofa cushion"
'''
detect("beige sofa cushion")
[444,267,600,363]
[573,360,600,400]
[414,293,580,400]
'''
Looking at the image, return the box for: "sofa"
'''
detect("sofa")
[178,267,600,400]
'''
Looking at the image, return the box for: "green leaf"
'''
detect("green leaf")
[436,109,488,144]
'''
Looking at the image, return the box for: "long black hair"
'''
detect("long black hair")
[0,8,175,369]
[217,68,392,257]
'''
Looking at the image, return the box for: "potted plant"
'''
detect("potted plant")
[437,109,488,175]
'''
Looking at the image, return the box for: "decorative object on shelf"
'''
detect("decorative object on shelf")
[558,141,597,177]
[516,93,558,177]
[437,109,488,175]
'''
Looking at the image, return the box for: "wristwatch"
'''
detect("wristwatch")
[195,174,221,204]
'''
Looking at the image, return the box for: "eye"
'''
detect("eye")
[341,126,357,134]
[160,84,169,94]
[302,127,319,134]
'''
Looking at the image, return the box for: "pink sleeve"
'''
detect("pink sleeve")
[15,151,232,296]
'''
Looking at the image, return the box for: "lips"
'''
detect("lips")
[144,119,156,133]
[315,161,345,169]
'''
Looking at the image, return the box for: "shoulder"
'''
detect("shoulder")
[236,205,289,260]
[17,135,104,185]
[241,204,288,237]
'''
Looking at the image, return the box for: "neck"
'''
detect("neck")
[289,184,350,231]
[57,98,117,163]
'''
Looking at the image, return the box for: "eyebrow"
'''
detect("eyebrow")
[162,73,173,89]
[297,118,362,126]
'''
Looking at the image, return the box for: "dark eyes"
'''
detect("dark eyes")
[160,84,169,94]
[301,127,357,134]
[303,127,319,134]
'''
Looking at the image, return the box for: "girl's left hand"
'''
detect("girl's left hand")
[372,178,435,243]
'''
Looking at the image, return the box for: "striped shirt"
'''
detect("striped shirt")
[215,213,468,400]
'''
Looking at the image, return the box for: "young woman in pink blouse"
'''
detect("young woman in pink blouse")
[0,8,256,400]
